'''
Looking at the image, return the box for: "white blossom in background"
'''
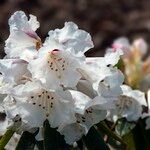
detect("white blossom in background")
[5,11,41,62]
[132,38,148,56]
[111,36,148,59]
[111,37,130,57]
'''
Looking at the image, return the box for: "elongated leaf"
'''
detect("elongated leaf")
[0,129,14,150]
[35,140,44,150]
[122,131,136,150]
[43,120,70,150]
[76,139,83,150]
[15,131,35,150]
[43,120,58,150]
[83,126,109,150]
[123,119,150,150]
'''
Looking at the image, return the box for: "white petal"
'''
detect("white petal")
[69,90,91,114]
[98,68,124,97]
[28,14,40,31]
[35,127,44,141]
[0,59,29,84]
[9,11,39,33]
[48,22,94,56]
[121,85,147,106]
[104,48,123,66]
[76,109,107,133]
[108,86,146,122]
[76,79,96,99]
[5,11,40,61]
[58,123,85,144]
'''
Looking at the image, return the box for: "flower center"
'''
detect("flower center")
[47,49,69,79]
[36,40,42,50]
[116,95,133,113]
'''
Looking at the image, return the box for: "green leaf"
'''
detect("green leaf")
[82,126,109,150]
[43,119,70,150]
[122,131,136,150]
[122,119,150,150]
[35,140,44,150]
[15,131,36,150]
[115,119,135,136]
[0,129,14,150]
[115,58,124,71]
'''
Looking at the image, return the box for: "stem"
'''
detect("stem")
[97,122,126,149]
[0,129,15,150]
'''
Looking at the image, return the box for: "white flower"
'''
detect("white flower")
[0,59,29,85]
[28,46,82,90]
[78,59,111,91]
[5,11,41,61]
[58,90,107,144]
[78,57,124,92]
[3,81,76,129]
[108,85,147,122]
[77,49,123,92]
[76,79,96,99]
[28,21,94,90]
[86,48,123,67]
[98,68,124,98]
[48,22,94,57]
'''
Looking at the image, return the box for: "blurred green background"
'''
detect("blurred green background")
[0,0,150,57]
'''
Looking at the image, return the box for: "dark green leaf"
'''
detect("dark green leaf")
[43,119,70,150]
[35,140,44,150]
[15,131,35,150]
[82,126,109,150]
[0,129,14,150]
[123,119,150,150]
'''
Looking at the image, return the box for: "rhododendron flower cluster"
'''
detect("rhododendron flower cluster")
[111,37,150,90]
[0,11,148,147]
